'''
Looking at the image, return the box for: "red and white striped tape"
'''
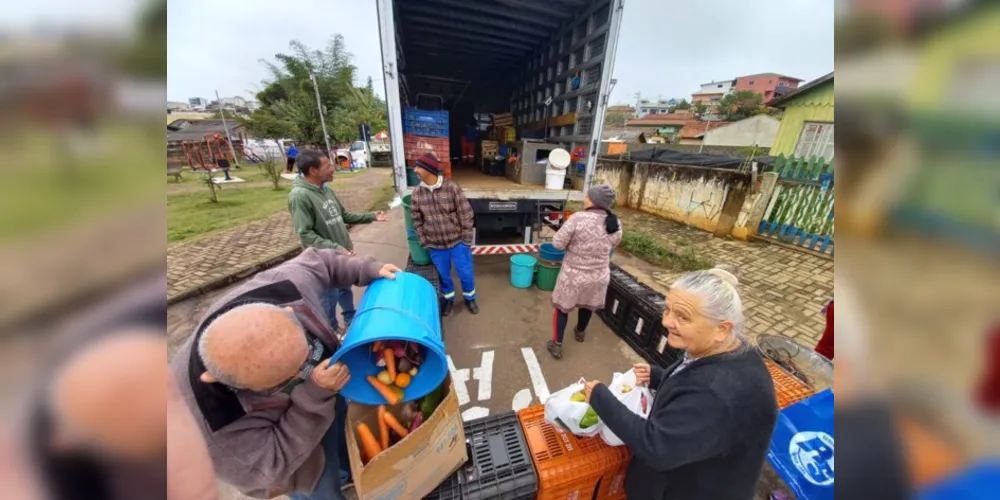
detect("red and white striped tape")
[470,244,540,255]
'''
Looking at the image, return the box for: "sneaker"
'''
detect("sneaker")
[574,328,586,342]
[465,300,479,314]
[547,340,563,359]
[442,301,454,316]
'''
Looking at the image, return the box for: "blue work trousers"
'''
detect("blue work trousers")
[429,243,477,302]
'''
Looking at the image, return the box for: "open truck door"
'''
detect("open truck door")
[375,0,626,254]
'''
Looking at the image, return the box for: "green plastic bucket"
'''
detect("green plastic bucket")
[406,168,420,187]
[403,194,414,231]
[536,261,561,291]
[407,235,430,265]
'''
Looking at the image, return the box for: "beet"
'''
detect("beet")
[397,358,413,373]
[400,341,423,367]
[409,412,423,432]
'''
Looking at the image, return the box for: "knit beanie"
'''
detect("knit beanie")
[587,184,616,210]
[414,153,441,176]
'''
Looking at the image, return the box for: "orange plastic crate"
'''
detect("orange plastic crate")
[517,405,631,500]
[765,358,815,409]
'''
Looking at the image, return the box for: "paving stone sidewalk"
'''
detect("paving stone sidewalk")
[614,208,834,346]
[167,169,393,303]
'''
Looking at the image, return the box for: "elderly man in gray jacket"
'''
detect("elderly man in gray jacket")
[170,248,399,500]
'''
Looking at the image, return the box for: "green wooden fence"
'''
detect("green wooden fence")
[757,154,835,255]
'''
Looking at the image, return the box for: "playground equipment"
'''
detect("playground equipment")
[181,133,238,180]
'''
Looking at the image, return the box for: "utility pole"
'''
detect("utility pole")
[214,90,241,168]
[698,110,712,154]
[309,73,335,165]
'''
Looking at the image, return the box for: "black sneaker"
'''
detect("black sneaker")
[442,301,454,316]
[465,300,479,314]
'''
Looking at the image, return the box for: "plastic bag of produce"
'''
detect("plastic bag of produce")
[600,369,654,446]
[767,389,834,500]
[544,378,603,437]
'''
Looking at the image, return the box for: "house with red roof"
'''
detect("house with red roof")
[731,73,804,104]
[625,111,731,145]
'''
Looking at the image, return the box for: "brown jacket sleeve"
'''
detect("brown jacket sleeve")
[411,192,428,247]
[451,183,475,245]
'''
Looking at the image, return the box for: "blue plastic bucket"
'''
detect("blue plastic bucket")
[539,242,564,263]
[510,254,537,288]
[330,272,445,404]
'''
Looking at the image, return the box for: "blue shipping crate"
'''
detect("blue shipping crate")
[767,389,834,500]
[404,108,449,126]
[404,108,449,137]
[920,460,1000,500]
[403,121,448,138]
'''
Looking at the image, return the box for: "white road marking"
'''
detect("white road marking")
[462,407,490,422]
[520,347,550,404]
[447,355,471,406]
[473,350,494,401]
[512,389,533,412]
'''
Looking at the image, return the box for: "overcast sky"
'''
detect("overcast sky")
[168,0,833,106]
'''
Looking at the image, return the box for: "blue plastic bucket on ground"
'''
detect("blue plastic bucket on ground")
[510,254,537,289]
[330,272,445,404]
[539,242,564,263]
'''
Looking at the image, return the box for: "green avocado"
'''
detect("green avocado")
[580,407,599,428]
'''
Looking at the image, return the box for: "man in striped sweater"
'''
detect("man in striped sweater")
[410,153,479,316]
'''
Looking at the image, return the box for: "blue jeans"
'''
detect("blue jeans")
[429,243,476,302]
[322,287,356,331]
[289,396,352,500]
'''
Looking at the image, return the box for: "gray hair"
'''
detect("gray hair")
[670,264,746,344]
[198,302,305,389]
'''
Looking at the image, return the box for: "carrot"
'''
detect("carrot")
[371,340,383,353]
[383,411,409,438]
[377,405,390,450]
[356,423,382,464]
[384,347,397,381]
[367,375,401,405]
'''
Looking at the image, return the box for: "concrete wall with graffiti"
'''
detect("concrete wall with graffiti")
[594,159,764,239]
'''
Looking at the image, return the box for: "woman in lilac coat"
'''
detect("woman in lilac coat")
[547,184,623,359]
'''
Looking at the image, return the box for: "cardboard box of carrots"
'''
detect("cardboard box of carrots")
[345,341,467,500]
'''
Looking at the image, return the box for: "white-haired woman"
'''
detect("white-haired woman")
[582,266,777,500]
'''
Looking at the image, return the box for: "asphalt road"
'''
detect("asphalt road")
[166,206,643,499]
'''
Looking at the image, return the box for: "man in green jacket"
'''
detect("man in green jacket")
[289,149,387,335]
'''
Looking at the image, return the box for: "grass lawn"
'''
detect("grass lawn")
[167,168,384,244]
[168,184,292,243]
[0,122,164,241]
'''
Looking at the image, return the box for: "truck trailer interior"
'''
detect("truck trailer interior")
[378,0,622,250]
[389,0,620,193]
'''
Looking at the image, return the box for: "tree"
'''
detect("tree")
[604,110,628,128]
[674,99,692,111]
[330,80,389,142]
[692,101,709,117]
[119,0,167,77]
[257,154,284,190]
[202,172,221,203]
[715,90,764,121]
[241,36,382,146]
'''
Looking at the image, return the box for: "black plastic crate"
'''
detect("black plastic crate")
[406,256,441,294]
[619,297,662,353]
[598,279,632,332]
[425,411,538,500]
[645,324,683,368]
